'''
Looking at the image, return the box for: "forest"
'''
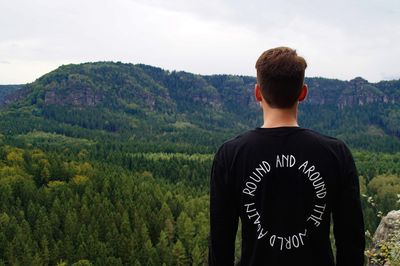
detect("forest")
[0,62,400,265]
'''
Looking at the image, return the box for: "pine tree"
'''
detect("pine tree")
[176,211,195,251]
[40,235,50,266]
[191,244,204,266]
[156,230,172,265]
[172,239,188,266]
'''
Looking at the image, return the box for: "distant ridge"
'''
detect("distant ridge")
[0,62,399,152]
[1,63,400,109]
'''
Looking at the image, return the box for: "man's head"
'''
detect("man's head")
[255,47,307,108]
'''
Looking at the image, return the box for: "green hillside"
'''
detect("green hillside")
[1,62,400,152]
[0,62,399,265]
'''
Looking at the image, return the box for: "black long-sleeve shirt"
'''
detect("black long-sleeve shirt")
[209,127,365,266]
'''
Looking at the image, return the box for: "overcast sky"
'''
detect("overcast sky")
[1,0,399,84]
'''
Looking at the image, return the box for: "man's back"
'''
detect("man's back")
[209,127,365,265]
[209,47,365,265]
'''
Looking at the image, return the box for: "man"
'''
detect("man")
[209,47,365,266]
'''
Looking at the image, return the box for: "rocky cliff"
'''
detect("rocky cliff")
[305,77,400,108]
[366,210,400,266]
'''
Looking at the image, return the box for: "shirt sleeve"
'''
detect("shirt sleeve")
[332,143,365,266]
[209,146,239,266]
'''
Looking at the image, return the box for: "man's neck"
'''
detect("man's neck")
[261,104,299,128]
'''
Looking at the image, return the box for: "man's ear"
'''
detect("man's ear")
[298,84,308,102]
[254,84,263,102]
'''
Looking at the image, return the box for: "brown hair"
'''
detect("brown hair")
[255,47,307,108]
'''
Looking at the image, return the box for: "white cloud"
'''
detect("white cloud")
[0,0,399,83]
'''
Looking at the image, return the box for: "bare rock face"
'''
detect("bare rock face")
[337,78,386,109]
[44,87,104,107]
[373,210,400,243]
[0,87,32,106]
[367,210,400,266]
[40,73,105,107]
[304,77,400,108]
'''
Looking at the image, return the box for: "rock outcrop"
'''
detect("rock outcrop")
[367,210,400,266]
[44,87,104,107]
[0,86,32,106]
[305,77,400,109]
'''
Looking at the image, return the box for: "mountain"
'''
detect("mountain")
[1,62,400,152]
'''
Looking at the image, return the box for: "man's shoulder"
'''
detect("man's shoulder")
[297,129,354,165]
[213,130,255,161]
[306,128,352,148]
[218,129,256,150]
[301,128,345,145]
